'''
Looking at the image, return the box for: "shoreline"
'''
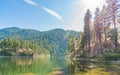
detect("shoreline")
[0,54,50,58]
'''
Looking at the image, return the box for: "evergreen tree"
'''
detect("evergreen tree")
[106,0,120,47]
[94,8,102,44]
[83,9,92,57]
[94,8,103,55]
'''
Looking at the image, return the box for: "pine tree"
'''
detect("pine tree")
[84,9,92,57]
[94,8,102,44]
[94,7,103,55]
[106,0,120,47]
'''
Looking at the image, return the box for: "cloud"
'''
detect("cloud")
[24,0,37,6]
[23,0,63,21]
[42,7,63,21]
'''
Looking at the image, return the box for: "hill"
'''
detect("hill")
[0,27,78,56]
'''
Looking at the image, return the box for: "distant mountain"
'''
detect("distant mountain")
[0,27,78,56]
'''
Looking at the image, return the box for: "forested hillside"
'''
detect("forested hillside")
[0,27,78,56]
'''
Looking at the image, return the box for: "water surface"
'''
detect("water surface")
[0,57,120,75]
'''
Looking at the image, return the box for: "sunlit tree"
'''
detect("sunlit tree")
[83,9,92,57]
[106,0,120,47]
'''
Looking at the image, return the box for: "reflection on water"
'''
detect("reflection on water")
[66,59,120,75]
[0,57,120,75]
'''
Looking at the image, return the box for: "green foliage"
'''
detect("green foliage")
[66,32,83,58]
[109,28,118,45]
[104,54,120,61]
[0,27,78,56]
[0,50,13,56]
[0,38,48,56]
[67,36,76,52]
[0,38,21,50]
[19,51,33,56]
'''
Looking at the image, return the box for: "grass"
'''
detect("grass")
[104,54,120,61]
[20,73,34,75]
[76,68,111,75]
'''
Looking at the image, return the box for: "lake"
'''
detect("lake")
[0,57,120,75]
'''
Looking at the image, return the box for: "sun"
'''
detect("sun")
[67,0,106,31]
[82,0,100,7]
[81,0,106,12]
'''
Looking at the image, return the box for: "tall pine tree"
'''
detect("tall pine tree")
[106,0,120,47]
[83,9,92,57]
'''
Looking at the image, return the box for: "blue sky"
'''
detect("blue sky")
[0,0,106,31]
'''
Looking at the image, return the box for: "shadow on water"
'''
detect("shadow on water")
[0,57,120,75]
[66,58,120,75]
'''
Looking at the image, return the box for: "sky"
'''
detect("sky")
[0,0,106,31]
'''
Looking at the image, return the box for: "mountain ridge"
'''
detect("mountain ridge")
[0,27,78,56]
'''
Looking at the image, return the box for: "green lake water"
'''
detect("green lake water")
[0,57,120,75]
